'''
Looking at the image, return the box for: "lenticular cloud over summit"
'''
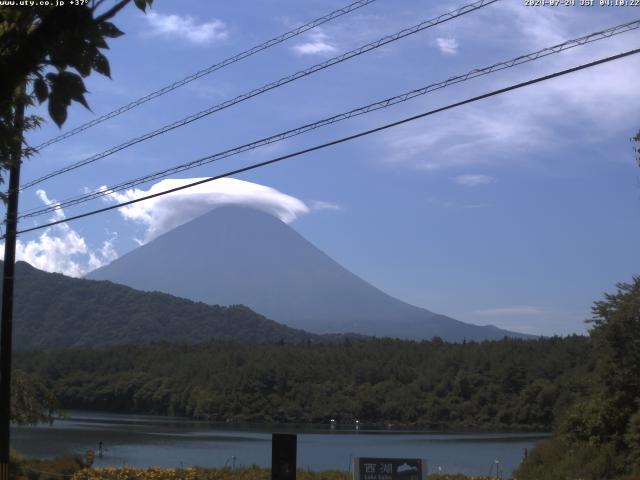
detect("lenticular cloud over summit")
[103,178,310,243]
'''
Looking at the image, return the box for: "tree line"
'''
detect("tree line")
[515,276,640,479]
[15,335,592,431]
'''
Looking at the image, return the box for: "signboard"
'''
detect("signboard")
[271,433,296,480]
[353,458,426,480]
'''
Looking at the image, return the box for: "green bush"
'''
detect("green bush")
[11,453,85,480]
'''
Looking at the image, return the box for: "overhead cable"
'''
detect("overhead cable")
[33,0,380,151]
[21,0,501,191]
[18,19,640,219]
[12,46,640,237]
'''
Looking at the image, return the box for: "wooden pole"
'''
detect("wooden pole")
[0,86,25,480]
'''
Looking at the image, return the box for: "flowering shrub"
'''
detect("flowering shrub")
[69,467,498,480]
[70,467,348,480]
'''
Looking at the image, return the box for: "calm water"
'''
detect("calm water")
[12,411,548,477]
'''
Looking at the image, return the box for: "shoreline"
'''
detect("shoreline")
[12,410,536,478]
[44,409,554,435]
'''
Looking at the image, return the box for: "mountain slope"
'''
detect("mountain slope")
[2,261,319,350]
[87,206,527,341]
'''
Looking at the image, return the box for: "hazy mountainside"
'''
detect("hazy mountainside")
[1,261,319,350]
[88,206,529,341]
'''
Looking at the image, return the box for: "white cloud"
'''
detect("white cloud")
[378,31,640,170]
[292,29,337,55]
[1,181,339,276]
[436,37,459,55]
[382,104,547,170]
[310,200,341,211]
[145,11,228,45]
[454,174,495,187]
[370,4,640,172]
[0,190,118,277]
[102,178,313,244]
[475,306,546,317]
[502,2,569,48]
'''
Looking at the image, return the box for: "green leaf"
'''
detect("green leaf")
[33,78,48,104]
[72,92,90,110]
[60,72,91,110]
[71,46,93,77]
[90,32,109,49]
[99,21,124,38]
[59,71,88,93]
[91,51,111,78]
[133,0,148,11]
[45,71,91,124]
[48,92,68,127]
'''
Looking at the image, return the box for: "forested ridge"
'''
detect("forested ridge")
[15,335,591,430]
[4,261,323,348]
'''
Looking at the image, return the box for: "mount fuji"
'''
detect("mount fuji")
[87,206,528,341]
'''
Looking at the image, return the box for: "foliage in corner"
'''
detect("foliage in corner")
[0,0,152,422]
[517,276,640,480]
[0,0,153,185]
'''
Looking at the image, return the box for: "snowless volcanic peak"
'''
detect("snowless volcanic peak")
[87,206,529,341]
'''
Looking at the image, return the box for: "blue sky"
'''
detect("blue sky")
[5,0,640,336]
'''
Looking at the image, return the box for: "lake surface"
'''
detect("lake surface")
[12,411,548,477]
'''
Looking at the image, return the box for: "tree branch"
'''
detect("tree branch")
[92,0,108,11]
[0,9,73,112]
[95,0,131,23]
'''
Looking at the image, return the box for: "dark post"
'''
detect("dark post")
[271,433,296,480]
[0,89,25,480]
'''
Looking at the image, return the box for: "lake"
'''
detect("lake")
[12,411,548,477]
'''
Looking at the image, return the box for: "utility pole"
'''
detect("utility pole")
[0,86,25,480]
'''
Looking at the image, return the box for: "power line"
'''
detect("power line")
[32,0,379,151]
[12,47,640,238]
[21,0,501,191]
[19,19,640,219]
[19,18,638,217]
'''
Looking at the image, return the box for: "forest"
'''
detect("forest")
[4,260,324,349]
[15,335,591,430]
[10,276,640,479]
[515,276,640,479]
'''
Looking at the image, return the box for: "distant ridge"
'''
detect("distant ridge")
[1,261,323,350]
[87,206,530,341]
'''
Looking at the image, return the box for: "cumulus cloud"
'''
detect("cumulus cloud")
[436,37,459,55]
[475,306,546,317]
[0,190,118,277]
[103,178,313,244]
[454,174,495,187]
[145,11,228,45]
[292,29,337,55]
